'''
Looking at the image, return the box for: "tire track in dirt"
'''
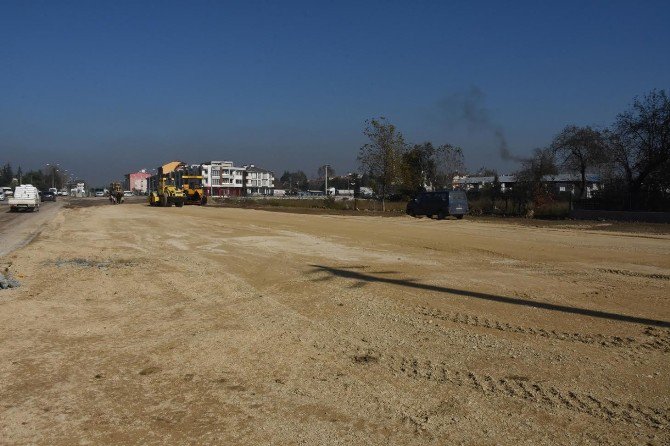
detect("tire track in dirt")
[597,268,670,281]
[390,356,670,430]
[418,307,670,353]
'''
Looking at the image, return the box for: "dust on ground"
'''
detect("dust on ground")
[0,202,668,445]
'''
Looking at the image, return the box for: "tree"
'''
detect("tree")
[607,89,670,208]
[399,142,437,194]
[358,118,406,211]
[279,171,308,192]
[515,148,558,212]
[0,163,13,186]
[23,170,51,190]
[491,173,502,209]
[551,125,607,198]
[434,144,465,189]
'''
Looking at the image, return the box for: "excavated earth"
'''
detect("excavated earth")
[0,201,668,445]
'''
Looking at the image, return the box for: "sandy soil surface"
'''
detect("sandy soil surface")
[0,202,668,445]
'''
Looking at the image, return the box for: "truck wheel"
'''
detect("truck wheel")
[437,211,446,220]
[456,214,464,219]
[175,200,184,208]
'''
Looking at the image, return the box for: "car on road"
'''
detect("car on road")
[123,190,133,197]
[94,190,105,197]
[406,190,468,220]
[1,186,13,197]
[0,191,4,201]
[40,190,57,202]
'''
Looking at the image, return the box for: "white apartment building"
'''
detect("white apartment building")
[244,165,274,196]
[201,161,245,197]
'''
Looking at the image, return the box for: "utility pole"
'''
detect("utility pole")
[324,164,329,195]
[349,173,357,211]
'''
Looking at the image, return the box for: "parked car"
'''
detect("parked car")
[1,186,13,197]
[95,190,105,197]
[8,184,40,212]
[40,190,57,202]
[406,190,468,219]
[123,190,133,197]
[0,191,4,201]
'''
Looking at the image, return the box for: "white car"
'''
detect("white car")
[1,186,13,197]
[123,191,133,197]
[95,191,105,197]
[0,191,5,201]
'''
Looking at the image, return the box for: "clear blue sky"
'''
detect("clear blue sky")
[1,0,668,185]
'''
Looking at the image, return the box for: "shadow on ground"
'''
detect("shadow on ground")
[309,265,670,328]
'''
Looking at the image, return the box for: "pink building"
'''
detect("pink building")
[124,170,151,193]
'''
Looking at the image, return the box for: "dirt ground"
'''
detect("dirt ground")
[0,201,668,445]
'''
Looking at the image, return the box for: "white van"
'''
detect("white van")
[8,184,40,212]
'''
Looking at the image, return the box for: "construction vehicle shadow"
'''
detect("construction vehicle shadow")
[309,265,670,328]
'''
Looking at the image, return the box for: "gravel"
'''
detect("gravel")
[0,272,20,289]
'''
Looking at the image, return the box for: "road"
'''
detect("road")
[0,202,668,445]
[0,200,65,257]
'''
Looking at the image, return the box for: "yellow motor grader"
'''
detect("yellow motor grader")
[178,165,207,205]
[109,182,124,204]
[148,161,185,207]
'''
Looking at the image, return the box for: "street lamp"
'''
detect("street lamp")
[46,163,60,189]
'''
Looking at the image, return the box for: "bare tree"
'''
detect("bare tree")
[550,125,607,198]
[358,118,406,211]
[607,89,670,207]
[434,144,464,189]
[515,148,558,213]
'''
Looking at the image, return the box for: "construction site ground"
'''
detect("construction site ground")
[0,199,668,445]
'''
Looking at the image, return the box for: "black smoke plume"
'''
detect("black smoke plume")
[438,86,526,162]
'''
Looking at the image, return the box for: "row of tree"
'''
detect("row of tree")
[0,163,70,191]
[357,119,465,210]
[358,89,669,212]
[517,89,669,211]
